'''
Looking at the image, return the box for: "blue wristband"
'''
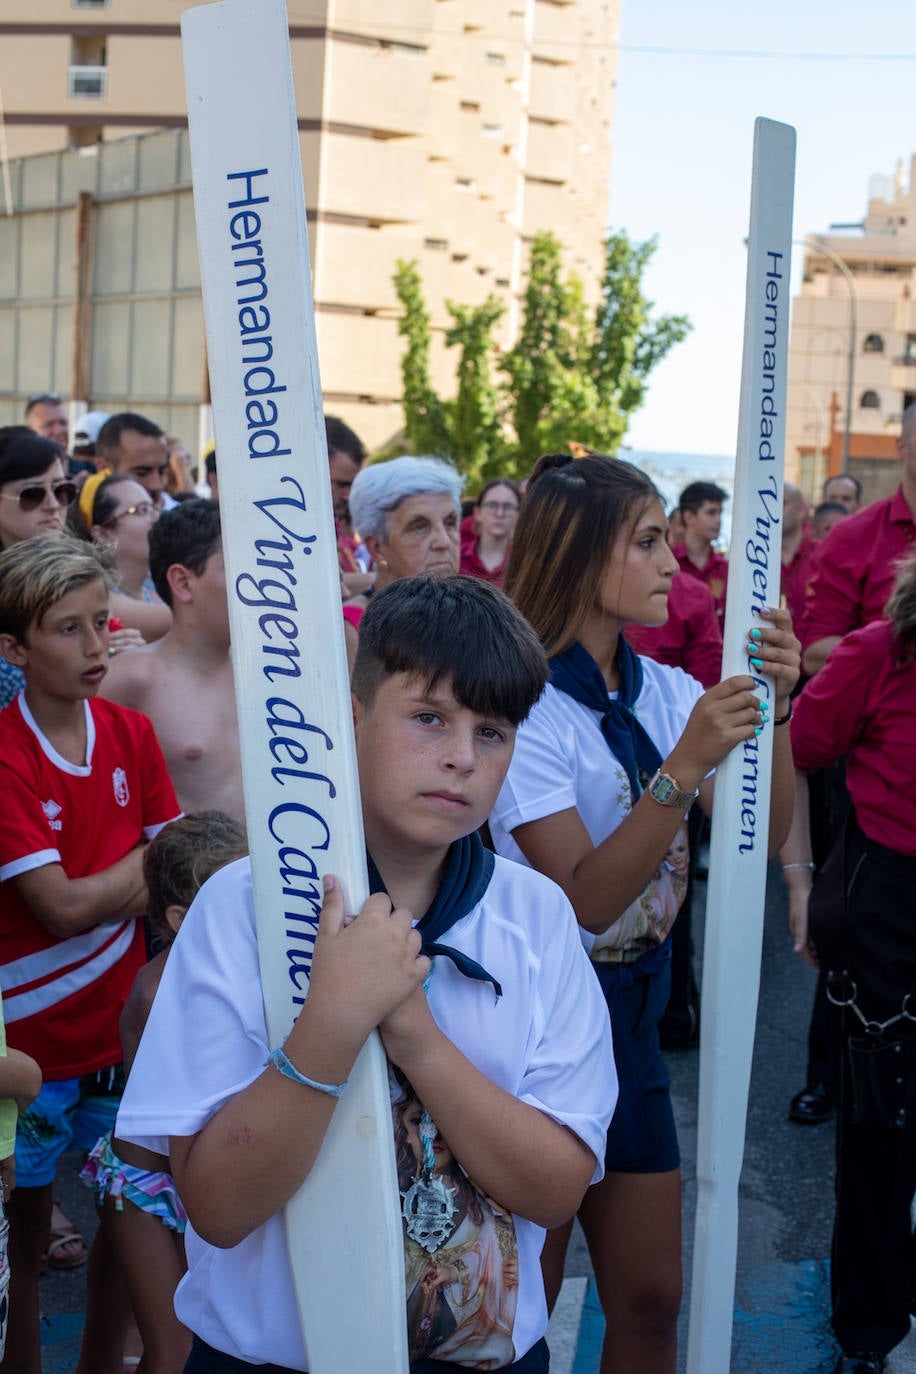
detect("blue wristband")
[265,1047,347,1099]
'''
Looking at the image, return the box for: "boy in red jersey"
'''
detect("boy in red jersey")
[0,535,180,1374]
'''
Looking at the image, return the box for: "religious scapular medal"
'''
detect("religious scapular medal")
[401,1109,458,1253]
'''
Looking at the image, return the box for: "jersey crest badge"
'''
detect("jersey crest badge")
[112,768,130,807]
[41,799,63,832]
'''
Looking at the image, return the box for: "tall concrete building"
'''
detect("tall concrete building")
[0,1,619,447]
[785,156,916,503]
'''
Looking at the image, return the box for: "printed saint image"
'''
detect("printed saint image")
[392,1080,519,1368]
[591,817,690,958]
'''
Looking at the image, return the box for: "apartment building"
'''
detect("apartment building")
[0,0,619,447]
[785,155,916,503]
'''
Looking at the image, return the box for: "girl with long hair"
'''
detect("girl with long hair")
[490,453,799,1373]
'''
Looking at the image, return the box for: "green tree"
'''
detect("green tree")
[392,259,450,458]
[501,230,691,466]
[391,229,690,482]
[394,261,509,483]
[443,296,507,486]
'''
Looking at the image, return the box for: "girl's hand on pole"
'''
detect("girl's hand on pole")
[751,605,801,712]
[667,676,766,787]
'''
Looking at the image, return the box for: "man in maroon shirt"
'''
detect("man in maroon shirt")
[822,473,862,515]
[781,482,817,628]
[671,480,729,623]
[625,572,722,689]
[801,407,916,676]
[790,560,916,1374]
[789,407,916,1127]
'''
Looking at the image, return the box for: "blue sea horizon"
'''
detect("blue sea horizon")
[621,449,736,546]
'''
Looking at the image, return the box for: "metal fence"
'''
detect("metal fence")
[0,127,206,448]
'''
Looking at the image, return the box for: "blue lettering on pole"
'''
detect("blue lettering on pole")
[226,168,291,457]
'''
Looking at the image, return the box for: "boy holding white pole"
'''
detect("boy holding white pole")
[117,574,615,1372]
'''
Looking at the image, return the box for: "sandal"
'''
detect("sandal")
[43,1223,88,1271]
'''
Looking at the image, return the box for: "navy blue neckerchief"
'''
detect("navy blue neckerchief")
[367,833,501,998]
[549,638,662,804]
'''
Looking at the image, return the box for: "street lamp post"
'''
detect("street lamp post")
[797,235,858,475]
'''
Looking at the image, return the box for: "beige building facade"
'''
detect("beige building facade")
[0,0,619,449]
[785,156,916,503]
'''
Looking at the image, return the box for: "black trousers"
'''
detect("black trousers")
[803,759,850,1092]
[812,821,916,1357]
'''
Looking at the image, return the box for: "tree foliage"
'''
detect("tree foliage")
[392,230,691,486]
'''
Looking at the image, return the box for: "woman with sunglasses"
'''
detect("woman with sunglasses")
[76,474,171,644]
[459,477,522,589]
[0,427,79,712]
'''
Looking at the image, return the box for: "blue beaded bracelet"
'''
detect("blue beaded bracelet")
[265,1047,347,1099]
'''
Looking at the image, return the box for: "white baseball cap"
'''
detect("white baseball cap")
[72,410,111,447]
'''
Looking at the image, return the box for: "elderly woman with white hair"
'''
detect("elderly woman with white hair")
[344,455,463,624]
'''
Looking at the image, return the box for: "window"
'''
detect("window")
[863,333,884,353]
[859,390,880,409]
[73,0,109,6]
[69,65,107,97]
[485,52,506,66]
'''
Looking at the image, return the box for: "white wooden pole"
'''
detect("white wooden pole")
[686,116,796,1374]
[180,4,408,1370]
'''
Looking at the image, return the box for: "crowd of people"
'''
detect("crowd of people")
[0,392,913,1374]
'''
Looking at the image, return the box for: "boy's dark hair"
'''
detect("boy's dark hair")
[352,575,547,727]
[205,449,217,478]
[325,416,366,466]
[0,426,64,490]
[678,481,728,515]
[148,499,222,606]
[143,811,247,944]
[96,412,164,463]
[0,534,113,642]
[812,500,848,523]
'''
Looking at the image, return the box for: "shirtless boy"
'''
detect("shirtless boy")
[100,500,244,823]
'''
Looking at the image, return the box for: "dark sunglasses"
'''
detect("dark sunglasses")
[26,392,62,407]
[0,480,77,512]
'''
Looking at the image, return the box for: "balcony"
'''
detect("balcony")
[890,356,916,393]
[69,65,107,99]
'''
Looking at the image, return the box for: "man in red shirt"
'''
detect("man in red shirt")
[788,408,916,1127]
[822,473,862,515]
[790,555,916,1374]
[671,480,729,623]
[625,571,722,690]
[0,536,180,1373]
[781,482,817,628]
[801,409,916,676]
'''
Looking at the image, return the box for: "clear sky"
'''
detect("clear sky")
[609,0,916,456]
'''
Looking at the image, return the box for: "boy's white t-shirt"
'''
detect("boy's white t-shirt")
[117,854,615,1370]
[489,660,705,958]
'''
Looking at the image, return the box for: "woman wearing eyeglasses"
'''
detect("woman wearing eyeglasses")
[73,475,172,646]
[0,427,80,713]
[459,478,522,589]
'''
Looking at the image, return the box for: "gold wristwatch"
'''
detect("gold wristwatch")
[647,769,699,811]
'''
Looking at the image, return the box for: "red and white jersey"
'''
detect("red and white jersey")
[0,694,180,1078]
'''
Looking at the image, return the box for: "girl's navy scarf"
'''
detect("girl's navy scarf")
[549,638,662,804]
[367,832,502,998]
